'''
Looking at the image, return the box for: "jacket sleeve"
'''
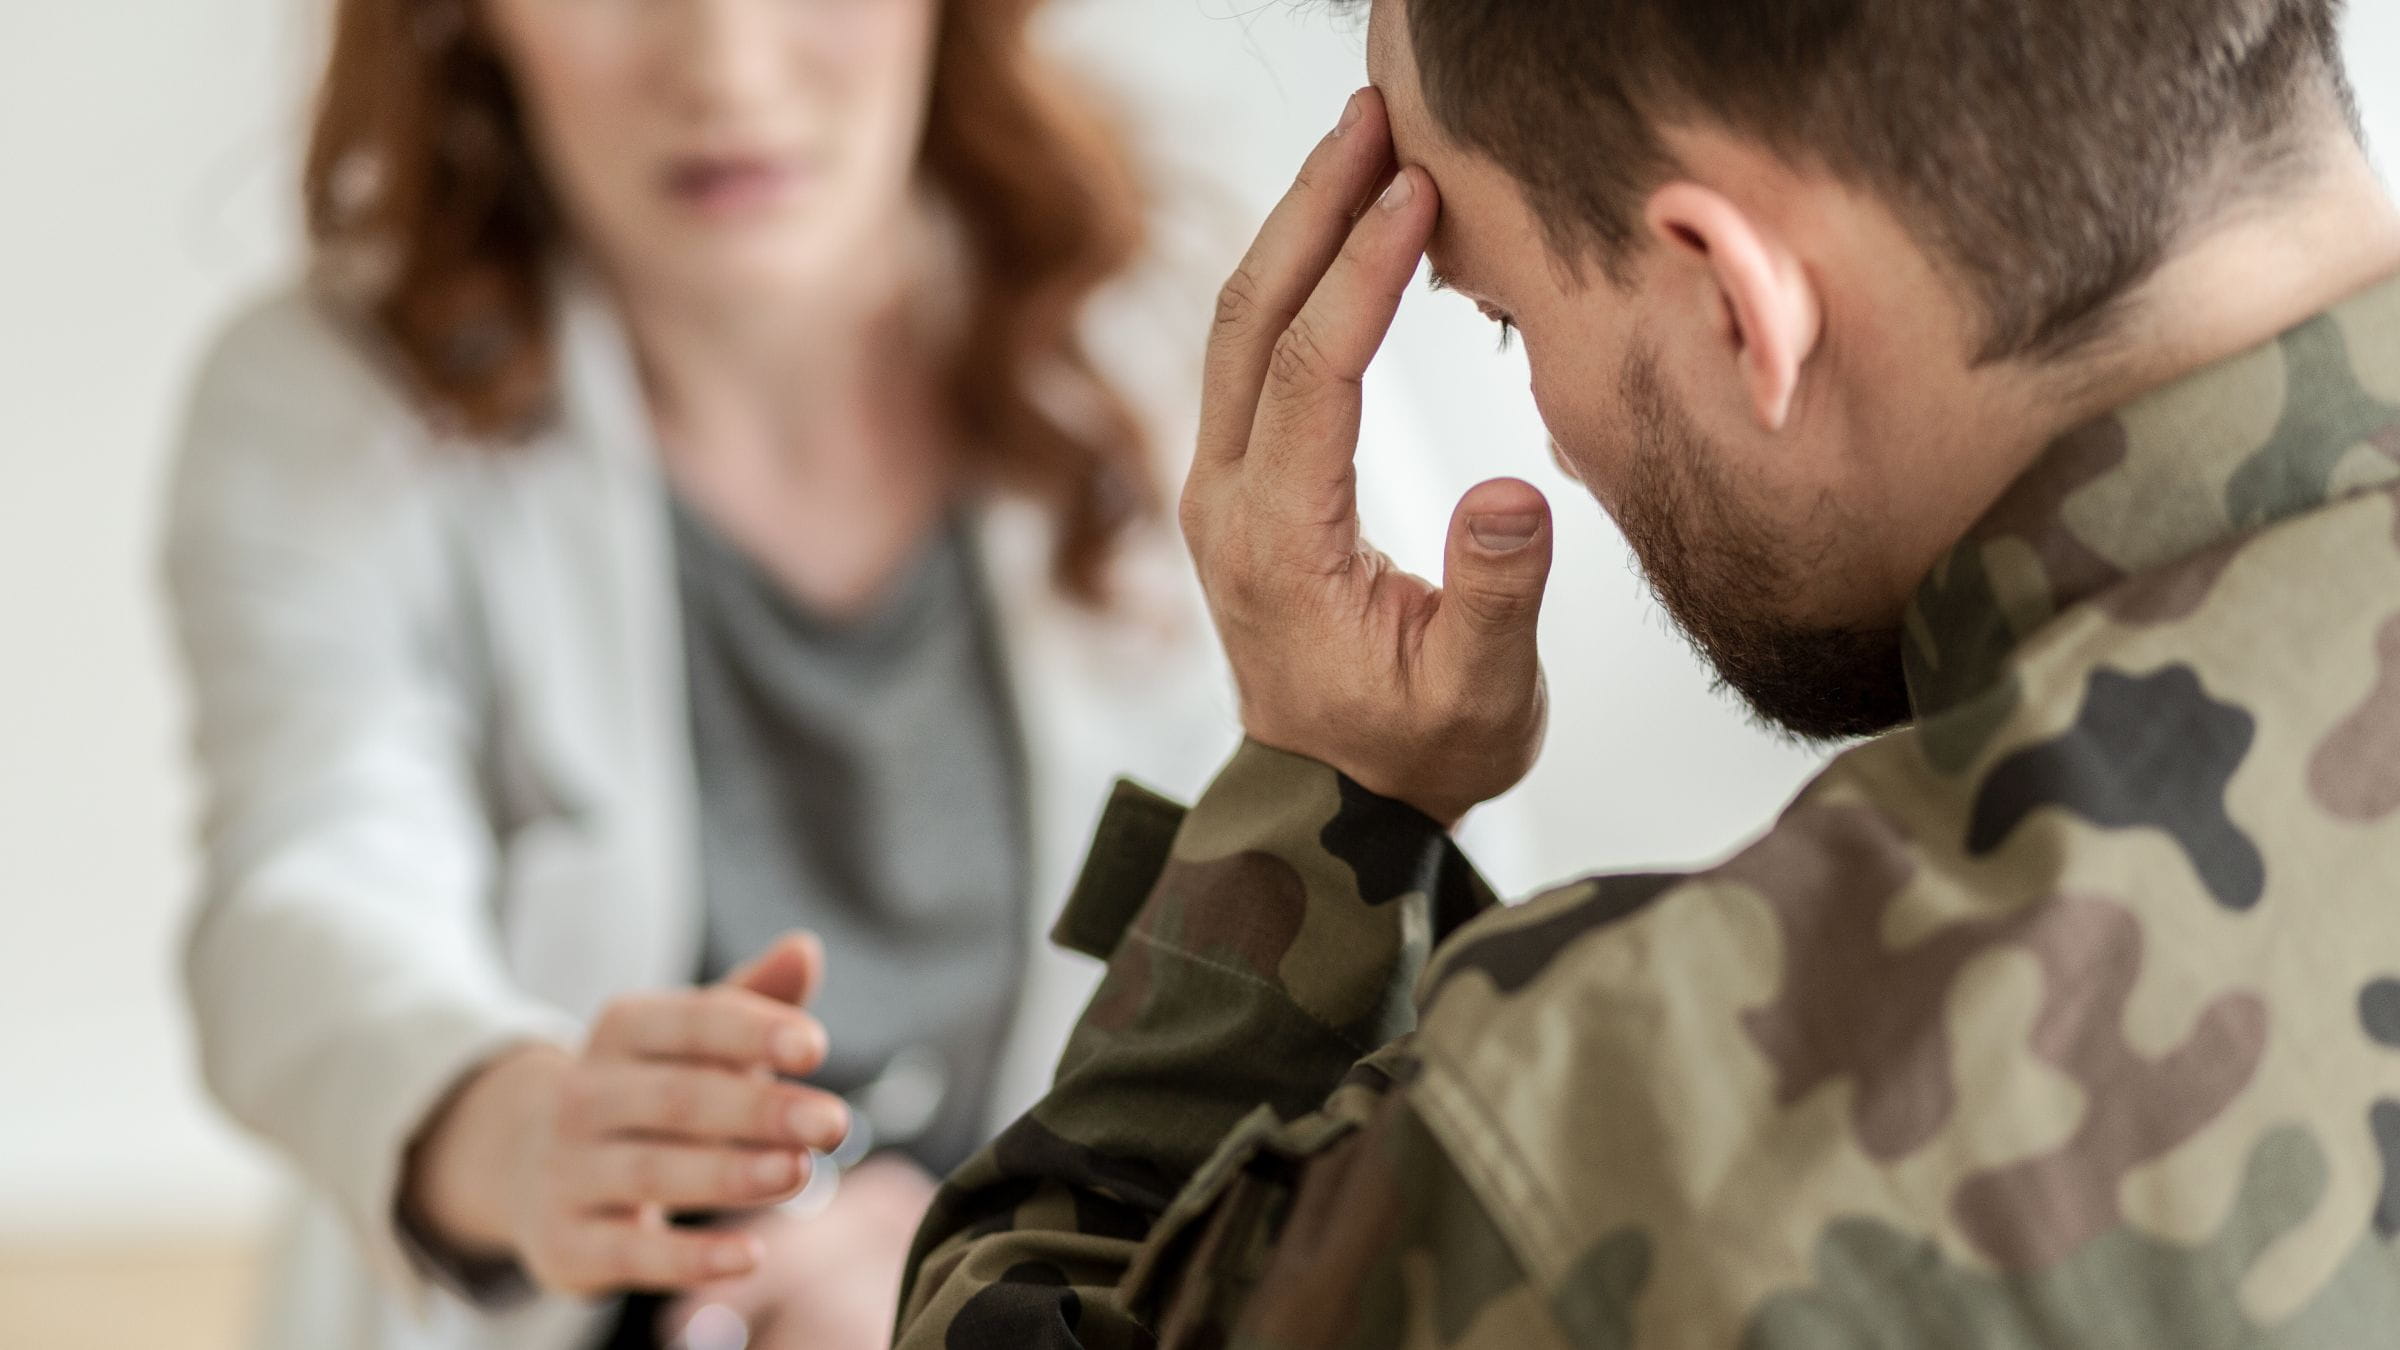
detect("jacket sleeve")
[163,295,579,1303]
[895,742,1566,1348]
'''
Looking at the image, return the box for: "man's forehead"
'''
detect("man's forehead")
[1363,0,1431,161]
[1363,0,1407,106]
[1360,0,1466,283]
[1364,0,1394,81]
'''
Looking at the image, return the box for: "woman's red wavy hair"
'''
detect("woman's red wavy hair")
[304,0,1157,604]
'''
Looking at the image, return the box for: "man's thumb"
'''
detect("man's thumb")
[1435,478,1553,656]
[721,930,823,1006]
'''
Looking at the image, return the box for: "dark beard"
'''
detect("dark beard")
[1607,348,1914,743]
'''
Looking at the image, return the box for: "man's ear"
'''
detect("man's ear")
[1643,183,1821,432]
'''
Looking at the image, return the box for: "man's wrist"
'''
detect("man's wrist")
[1234,729,1467,832]
[1340,767,1469,833]
[1218,738,1500,950]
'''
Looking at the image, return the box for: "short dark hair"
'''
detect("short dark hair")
[1369,0,2354,362]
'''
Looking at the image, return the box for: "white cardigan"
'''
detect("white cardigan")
[165,279,1526,1350]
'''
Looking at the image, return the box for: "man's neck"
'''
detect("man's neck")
[2047,132,2400,436]
[1860,124,2400,629]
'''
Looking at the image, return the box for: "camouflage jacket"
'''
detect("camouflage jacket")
[894,275,2400,1348]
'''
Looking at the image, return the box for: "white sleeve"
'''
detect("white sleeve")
[161,294,581,1302]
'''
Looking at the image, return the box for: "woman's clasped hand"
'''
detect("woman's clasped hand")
[406,934,853,1293]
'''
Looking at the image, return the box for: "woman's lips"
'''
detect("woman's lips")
[662,153,805,217]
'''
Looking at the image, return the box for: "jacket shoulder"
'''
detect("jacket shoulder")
[169,284,465,554]
[1411,620,2400,1346]
[188,283,421,431]
[1403,780,1992,1343]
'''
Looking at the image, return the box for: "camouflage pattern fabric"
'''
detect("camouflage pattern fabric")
[895,275,2400,1347]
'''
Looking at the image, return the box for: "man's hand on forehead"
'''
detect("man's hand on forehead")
[1180,87,1554,829]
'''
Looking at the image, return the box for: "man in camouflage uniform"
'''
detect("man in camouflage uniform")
[894,0,2400,1344]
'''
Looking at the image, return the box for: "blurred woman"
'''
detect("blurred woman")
[163,1,1238,1347]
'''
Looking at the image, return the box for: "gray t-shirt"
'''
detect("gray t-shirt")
[673,497,1028,1177]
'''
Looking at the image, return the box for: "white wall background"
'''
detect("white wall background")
[1,1,309,1236]
[4,0,2398,1240]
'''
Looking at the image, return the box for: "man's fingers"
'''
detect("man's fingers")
[1198,88,1397,470]
[562,1063,850,1150]
[1427,477,1554,683]
[568,1142,811,1211]
[590,988,829,1075]
[1249,166,1440,500]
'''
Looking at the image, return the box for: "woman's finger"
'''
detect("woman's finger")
[1196,87,1396,472]
[566,1141,812,1211]
[563,1062,849,1149]
[719,931,823,1007]
[561,1218,761,1294]
[663,1267,774,1350]
[590,987,829,1074]
[664,1300,755,1350]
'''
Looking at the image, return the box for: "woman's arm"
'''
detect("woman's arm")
[166,294,581,1296]
[163,294,844,1302]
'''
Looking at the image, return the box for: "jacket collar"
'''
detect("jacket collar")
[551,263,663,478]
[1905,271,2400,724]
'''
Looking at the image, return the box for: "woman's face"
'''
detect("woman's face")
[481,0,942,305]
